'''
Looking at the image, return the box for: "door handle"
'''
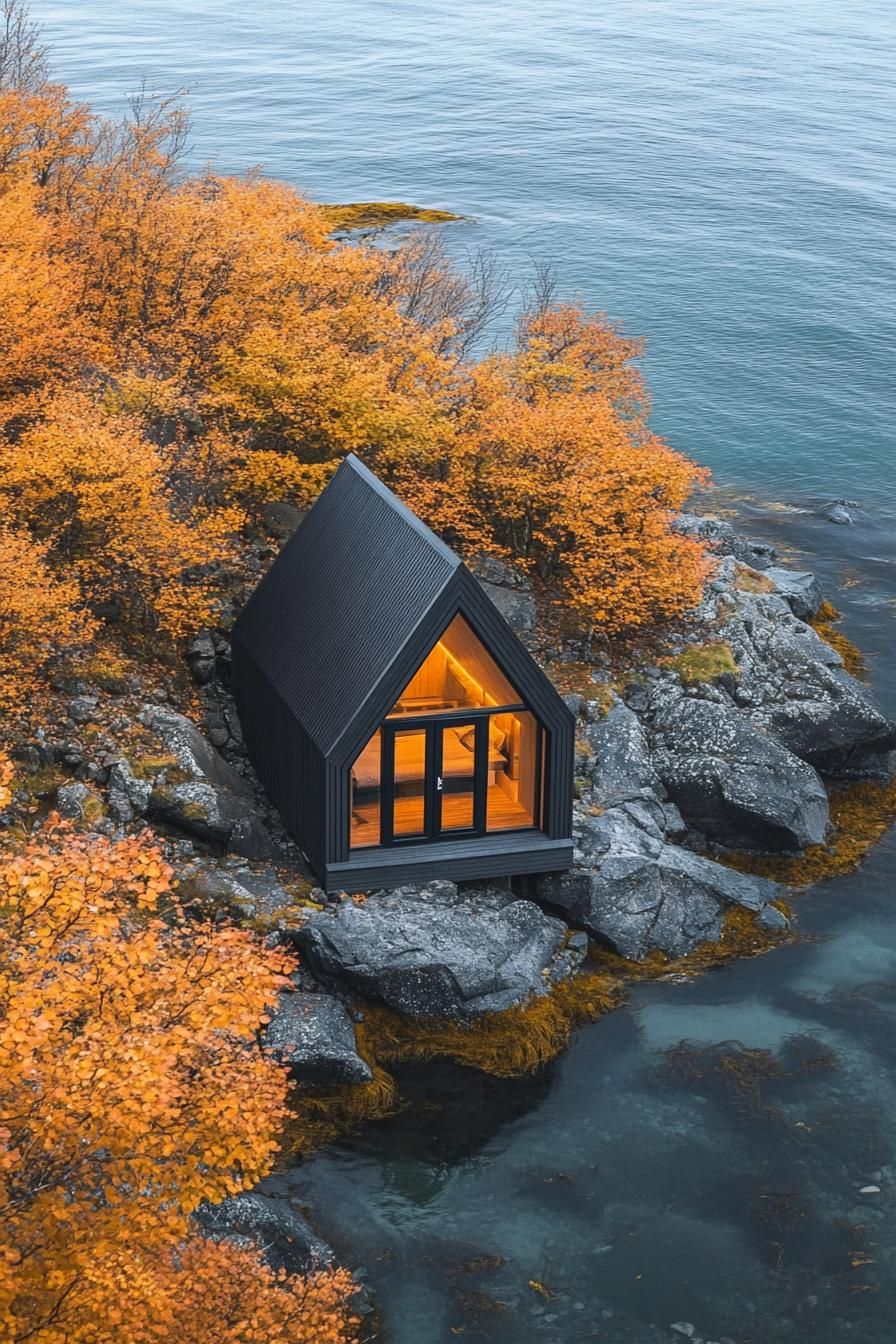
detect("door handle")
[436,776,443,792]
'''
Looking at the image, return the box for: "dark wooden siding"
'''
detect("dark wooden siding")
[325,832,574,893]
[231,639,327,876]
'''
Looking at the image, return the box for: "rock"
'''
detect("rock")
[584,699,662,806]
[263,989,372,1085]
[651,696,830,851]
[538,827,785,961]
[142,706,253,798]
[763,567,824,621]
[106,760,151,824]
[673,513,776,569]
[195,1192,333,1276]
[185,632,216,685]
[55,781,92,820]
[262,501,306,539]
[292,881,584,1019]
[468,554,530,590]
[66,696,98,725]
[186,866,292,920]
[143,706,280,857]
[821,500,854,525]
[477,580,536,635]
[723,599,896,773]
[148,780,279,858]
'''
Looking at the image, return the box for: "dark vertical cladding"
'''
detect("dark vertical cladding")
[231,640,327,875]
[230,453,575,890]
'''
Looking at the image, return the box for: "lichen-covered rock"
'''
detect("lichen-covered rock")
[470,554,537,636]
[106,759,151,823]
[194,1192,333,1275]
[723,596,896,773]
[538,827,785,961]
[651,695,829,851]
[142,706,280,858]
[762,566,824,621]
[673,513,776,569]
[185,631,217,685]
[292,880,585,1019]
[583,698,662,806]
[55,781,92,820]
[263,989,372,1085]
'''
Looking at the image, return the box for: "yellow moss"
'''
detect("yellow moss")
[353,962,625,1080]
[320,201,461,231]
[664,641,738,686]
[810,602,866,678]
[724,779,896,887]
[279,1064,401,1158]
[600,904,792,982]
[131,753,179,779]
[734,563,776,594]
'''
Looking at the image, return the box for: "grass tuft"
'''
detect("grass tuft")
[664,640,738,686]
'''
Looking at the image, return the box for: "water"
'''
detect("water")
[30,2,896,1337]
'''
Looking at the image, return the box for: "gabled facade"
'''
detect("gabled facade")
[231,454,574,892]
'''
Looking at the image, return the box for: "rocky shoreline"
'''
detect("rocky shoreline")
[5,506,895,1283]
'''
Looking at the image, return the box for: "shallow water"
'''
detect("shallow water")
[30,2,896,1337]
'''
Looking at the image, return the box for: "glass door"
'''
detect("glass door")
[385,726,429,842]
[435,721,480,835]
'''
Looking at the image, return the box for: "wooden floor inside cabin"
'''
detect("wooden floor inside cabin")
[350,785,533,848]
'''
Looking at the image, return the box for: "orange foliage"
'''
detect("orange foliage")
[0,391,242,640]
[0,524,93,710]
[0,821,358,1342]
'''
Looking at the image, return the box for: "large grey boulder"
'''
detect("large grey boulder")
[263,989,372,1086]
[143,706,279,859]
[724,598,896,773]
[584,698,663,806]
[651,695,829,851]
[292,880,586,1019]
[763,567,824,622]
[195,1192,333,1276]
[538,822,785,962]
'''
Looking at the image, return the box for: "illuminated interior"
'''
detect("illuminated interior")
[349,618,540,849]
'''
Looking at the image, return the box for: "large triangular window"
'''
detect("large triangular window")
[387,614,520,716]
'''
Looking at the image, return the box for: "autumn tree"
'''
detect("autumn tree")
[0,823,359,1344]
[0,525,93,712]
[0,391,243,640]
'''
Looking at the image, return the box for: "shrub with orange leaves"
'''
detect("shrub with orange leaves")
[0,391,242,641]
[0,822,358,1343]
[0,524,94,711]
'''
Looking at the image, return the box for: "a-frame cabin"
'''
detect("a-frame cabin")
[231,455,574,892]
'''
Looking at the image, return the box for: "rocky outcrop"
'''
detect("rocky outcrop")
[143,706,280,859]
[650,691,830,851]
[195,1192,334,1275]
[292,880,587,1019]
[469,554,536,637]
[263,987,372,1086]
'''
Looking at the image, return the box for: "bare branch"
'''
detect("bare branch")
[0,0,48,93]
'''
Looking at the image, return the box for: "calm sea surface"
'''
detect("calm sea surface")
[33,2,896,1339]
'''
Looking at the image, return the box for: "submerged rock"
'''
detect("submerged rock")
[263,988,373,1085]
[195,1191,333,1275]
[292,880,585,1019]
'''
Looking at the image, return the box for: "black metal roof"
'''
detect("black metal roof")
[232,454,461,754]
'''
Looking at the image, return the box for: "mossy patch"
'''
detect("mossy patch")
[353,961,624,1080]
[320,201,461,232]
[734,563,776,594]
[664,640,738,686]
[810,601,866,678]
[723,778,896,887]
